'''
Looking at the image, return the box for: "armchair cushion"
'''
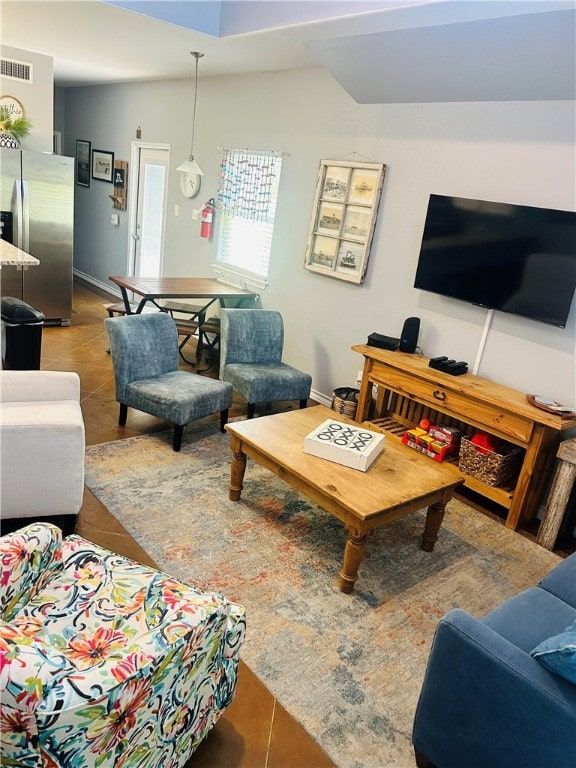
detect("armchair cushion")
[531,618,576,683]
[482,586,576,652]
[126,370,232,426]
[539,552,576,608]
[223,362,312,404]
[1,524,246,767]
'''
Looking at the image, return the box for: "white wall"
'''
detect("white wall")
[62,66,576,406]
[0,45,53,153]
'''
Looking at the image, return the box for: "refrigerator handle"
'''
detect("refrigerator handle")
[21,179,30,252]
[12,178,24,250]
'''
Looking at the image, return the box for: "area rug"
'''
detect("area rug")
[84,420,561,768]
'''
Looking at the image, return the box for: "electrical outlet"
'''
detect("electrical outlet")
[192,209,199,220]
[174,205,179,217]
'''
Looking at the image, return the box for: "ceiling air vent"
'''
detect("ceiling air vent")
[1,57,33,83]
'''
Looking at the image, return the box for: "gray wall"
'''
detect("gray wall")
[1,45,54,153]
[62,67,576,405]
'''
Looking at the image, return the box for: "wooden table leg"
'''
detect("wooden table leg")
[229,436,247,501]
[421,495,449,552]
[119,286,133,314]
[339,527,367,593]
[538,440,576,550]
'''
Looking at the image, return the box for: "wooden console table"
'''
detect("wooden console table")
[352,345,576,531]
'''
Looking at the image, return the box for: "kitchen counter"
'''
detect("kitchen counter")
[0,240,39,267]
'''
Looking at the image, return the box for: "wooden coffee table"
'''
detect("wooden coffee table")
[225,405,463,593]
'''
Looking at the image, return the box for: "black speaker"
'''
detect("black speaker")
[399,317,420,353]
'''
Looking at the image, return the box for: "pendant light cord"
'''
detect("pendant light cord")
[190,52,203,159]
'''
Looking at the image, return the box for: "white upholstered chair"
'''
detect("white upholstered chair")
[0,370,85,535]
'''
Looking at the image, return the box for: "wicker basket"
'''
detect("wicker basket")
[331,387,359,419]
[458,436,522,487]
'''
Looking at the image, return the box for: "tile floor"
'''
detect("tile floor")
[39,280,336,768]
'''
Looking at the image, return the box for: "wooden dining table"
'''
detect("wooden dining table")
[108,276,258,315]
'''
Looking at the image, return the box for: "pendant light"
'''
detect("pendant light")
[177,52,204,175]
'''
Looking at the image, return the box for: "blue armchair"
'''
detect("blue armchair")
[412,553,576,768]
[105,312,233,450]
[219,309,312,419]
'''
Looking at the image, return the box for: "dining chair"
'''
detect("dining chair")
[219,308,312,419]
[196,317,222,366]
[105,312,233,450]
[160,300,207,365]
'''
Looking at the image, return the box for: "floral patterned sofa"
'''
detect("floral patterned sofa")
[0,523,246,767]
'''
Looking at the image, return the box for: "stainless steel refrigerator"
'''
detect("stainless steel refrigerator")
[0,149,74,325]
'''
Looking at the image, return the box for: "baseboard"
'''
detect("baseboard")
[73,269,121,300]
[311,388,332,408]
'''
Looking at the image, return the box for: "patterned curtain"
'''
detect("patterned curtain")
[217,148,283,222]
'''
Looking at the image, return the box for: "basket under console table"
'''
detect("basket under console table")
[352,344,576,532]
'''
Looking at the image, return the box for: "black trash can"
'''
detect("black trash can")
[1,296,45,370]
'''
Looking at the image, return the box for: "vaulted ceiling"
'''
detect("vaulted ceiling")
[1,0,574,101]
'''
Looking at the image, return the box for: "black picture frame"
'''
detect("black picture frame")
[75,139,91,187]
[91,149,114,183]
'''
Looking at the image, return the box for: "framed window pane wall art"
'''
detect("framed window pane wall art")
[304,160,386,283]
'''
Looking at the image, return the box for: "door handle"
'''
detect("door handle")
[131,233,140,241]
[433,389,446,401]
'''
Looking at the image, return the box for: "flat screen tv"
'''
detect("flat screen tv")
[413,195,576,328]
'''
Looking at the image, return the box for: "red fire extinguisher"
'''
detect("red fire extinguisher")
[200,198,215,239]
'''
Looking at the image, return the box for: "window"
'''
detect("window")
[213,148,283,290]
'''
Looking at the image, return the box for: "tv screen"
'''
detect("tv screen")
[413,195,576,328]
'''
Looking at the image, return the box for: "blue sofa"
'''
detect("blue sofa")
[412,552,576,768]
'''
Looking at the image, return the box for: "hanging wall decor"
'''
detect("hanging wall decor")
[304,160,386,284]
[75,139,91,187]
[109,160,128,210]
[92,149,114,182]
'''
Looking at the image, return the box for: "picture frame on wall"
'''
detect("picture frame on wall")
[75,139,91,187]
[304,160,386,284]
[91,149,114,183]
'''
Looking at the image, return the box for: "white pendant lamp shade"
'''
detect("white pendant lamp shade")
[179,52,204,176]
[176,156,203,175]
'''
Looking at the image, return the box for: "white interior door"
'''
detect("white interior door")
[131,146,169,277]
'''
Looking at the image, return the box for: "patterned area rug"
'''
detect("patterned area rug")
[84,420,560,768]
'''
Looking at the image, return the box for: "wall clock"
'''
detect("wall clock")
[0,95,25,120]
[180,171,201,199]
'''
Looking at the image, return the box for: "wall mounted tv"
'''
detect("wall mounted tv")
[413,195,576,328]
